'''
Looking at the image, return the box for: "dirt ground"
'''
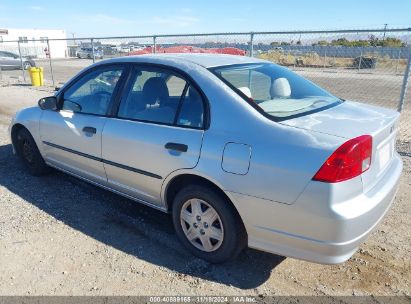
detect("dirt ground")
[0,81,410,298]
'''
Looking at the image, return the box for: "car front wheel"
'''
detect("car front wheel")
[172,185,247,263]
[16,128,50,176]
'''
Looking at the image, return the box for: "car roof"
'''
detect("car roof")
[102,53,266,68]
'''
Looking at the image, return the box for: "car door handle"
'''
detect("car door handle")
[165,142,188,152]
[82,126,97,134]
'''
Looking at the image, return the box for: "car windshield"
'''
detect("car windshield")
[212,63,341,119]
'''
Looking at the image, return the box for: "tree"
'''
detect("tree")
[330,38,350,46]
[383,37,405,47]
[369,35,379,47]
[311,36,406,48]
[312,40,328,46]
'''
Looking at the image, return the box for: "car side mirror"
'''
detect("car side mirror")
[38,96,57,110]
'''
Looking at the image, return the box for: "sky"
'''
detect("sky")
[0,0,410,38]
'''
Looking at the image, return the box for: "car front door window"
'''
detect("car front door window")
[62,67,123,115]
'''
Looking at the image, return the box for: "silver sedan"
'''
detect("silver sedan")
[9,54,402,264]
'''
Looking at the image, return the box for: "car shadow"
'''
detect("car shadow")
[0,143,285,289]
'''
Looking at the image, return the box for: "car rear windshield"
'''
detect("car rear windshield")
[211,63,341,120]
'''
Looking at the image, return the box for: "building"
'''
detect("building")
[0,28,67,58]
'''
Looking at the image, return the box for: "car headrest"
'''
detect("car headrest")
[142,77,169,105]
[270,78,291,98]
[238,87,252,98]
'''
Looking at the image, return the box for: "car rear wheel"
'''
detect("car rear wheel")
[17,128,50,176]
[172,185,247,263]
[23,61,32,70]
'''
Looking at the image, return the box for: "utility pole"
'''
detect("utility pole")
[382,24,388,42]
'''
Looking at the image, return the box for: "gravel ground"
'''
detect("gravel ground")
[0,83,410,298]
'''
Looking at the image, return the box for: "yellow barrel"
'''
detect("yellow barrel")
[28,67,44,86]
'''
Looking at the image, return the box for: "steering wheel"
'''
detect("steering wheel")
[95,91,111,98]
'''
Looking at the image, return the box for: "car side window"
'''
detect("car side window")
[118,67,188,125]
[176,86,204,128]
[166,75,187,97]
[1,52,13,58]
[62,67,123,115]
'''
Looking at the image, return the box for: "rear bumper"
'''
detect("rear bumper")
[228,154,403,264]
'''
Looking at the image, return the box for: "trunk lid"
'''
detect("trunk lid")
[280,101,400,192]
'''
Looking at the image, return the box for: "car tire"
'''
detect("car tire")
[16,128,50,176]
[172,184,247,263]
[23,61,32,70]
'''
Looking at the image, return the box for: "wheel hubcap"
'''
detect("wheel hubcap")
[180,199,224,252]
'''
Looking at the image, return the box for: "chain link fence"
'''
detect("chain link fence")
[1,28,410,143]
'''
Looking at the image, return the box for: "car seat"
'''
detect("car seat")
[139,77,174,123]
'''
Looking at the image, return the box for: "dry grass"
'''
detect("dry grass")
[258,51,407,73]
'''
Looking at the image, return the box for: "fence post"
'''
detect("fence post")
[323,48,327,68]
[153,36,157,54]
[398,51,411,112]
[249,32,254,57]
[91,38,95,63]
[17,41,26,82]
[47,39,55,87]
[293,50,296,68]
[358,49,363,71]
[395,49,401,74]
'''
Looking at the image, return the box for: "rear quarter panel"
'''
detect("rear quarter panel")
[196,118,345,204]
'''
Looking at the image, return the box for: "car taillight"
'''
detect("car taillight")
[313,135,372,183]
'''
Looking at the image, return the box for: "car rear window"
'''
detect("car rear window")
[211,63,341,120]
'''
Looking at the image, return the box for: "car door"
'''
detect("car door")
[39,64,126,184]
[0,51,7,67]
[102,65,206,206]
[5,51,21,68]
